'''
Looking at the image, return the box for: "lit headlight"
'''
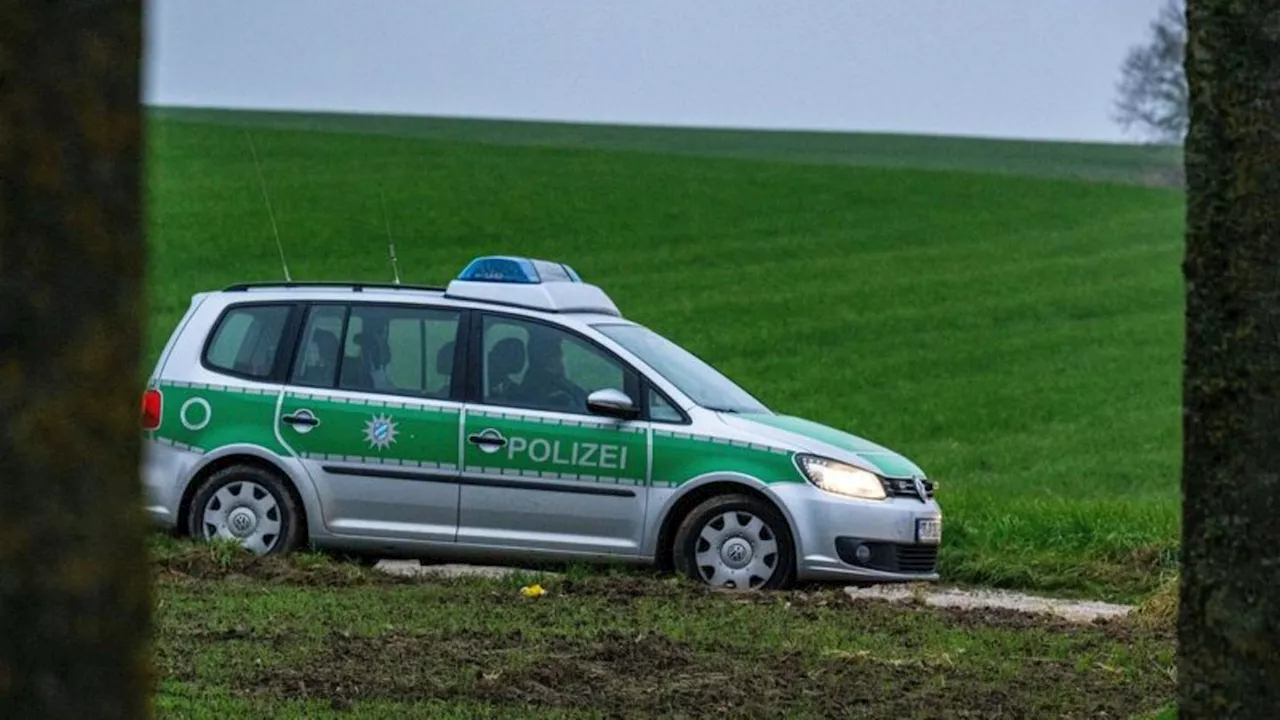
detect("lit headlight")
[795,454,887,501]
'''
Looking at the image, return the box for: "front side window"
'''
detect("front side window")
[203,304,292,380]
[648,387,685,423]
[481,314,633,415]
[334,304,461,399]
[594,323,769,414]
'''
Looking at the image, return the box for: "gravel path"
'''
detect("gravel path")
[843,584,1133,622]
[376,560,539,580]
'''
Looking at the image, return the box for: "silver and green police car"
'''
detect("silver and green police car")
[141,256,942,590]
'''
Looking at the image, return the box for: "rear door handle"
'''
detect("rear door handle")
[282,410,320,427]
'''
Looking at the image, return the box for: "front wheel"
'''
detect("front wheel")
[673,493,795,590]
[186,464,304,556]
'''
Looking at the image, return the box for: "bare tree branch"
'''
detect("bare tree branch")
[1115,0,1189,144]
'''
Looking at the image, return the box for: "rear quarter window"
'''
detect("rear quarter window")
[203,304,293,380]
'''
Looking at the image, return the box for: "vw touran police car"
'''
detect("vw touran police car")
[141,256,942,589]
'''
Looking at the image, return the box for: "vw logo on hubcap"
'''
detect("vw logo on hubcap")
[228,508,257,537]
[721,538,753,569]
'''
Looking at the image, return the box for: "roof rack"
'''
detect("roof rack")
[218,256,621,317]
[222,281,447,293]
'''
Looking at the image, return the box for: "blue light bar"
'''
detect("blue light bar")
[456,256,583,284]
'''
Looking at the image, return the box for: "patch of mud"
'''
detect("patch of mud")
[227,628,1171,718]
[153,548,413,587]
[845,584,1134,624]
[555,574,692,601]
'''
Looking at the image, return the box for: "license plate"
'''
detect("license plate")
[916,518,942,544]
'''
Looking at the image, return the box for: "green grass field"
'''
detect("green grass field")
[145,109,1185,602]
[150,106,1184,186]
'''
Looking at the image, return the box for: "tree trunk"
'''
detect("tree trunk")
[0,2,151,718]
[1179,0,1280,716]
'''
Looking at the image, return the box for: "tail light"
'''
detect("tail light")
[141,388,162,430]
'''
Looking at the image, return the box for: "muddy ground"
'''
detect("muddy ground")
[152,547,1175,718]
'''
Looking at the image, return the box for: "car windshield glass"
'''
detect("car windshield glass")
[593,323,769,414]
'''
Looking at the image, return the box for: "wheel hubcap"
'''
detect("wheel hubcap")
[227,507,258,537]
[694,510,780,589]
[201,481,283,555]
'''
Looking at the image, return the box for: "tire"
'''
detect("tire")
[186,464,305,556]
[673,493,796,590]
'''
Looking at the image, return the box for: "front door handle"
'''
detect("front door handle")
[468,430,507,448]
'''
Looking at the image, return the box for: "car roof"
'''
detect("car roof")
[209,280,635,333]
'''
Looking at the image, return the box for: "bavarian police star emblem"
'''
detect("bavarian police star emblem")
[363,413,399,450]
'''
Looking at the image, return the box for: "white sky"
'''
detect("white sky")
[143,0,1167,143]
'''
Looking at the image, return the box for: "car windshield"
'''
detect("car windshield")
[593,323,770,414]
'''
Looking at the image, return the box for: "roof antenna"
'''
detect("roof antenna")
[245,130,292,282]
[380,190,401,284]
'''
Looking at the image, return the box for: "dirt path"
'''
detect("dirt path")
[375,560,1134,623]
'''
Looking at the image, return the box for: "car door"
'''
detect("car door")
[457,312,650,556]
[276,300,466,543]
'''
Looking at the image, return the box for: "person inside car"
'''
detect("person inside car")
[518,328,587,412]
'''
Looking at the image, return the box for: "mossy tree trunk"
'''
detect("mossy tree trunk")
[0,1,151,718]
[1179,0,1280,716]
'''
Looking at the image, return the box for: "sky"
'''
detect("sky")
[143,0,1167,144]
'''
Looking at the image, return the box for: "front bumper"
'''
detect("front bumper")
[772,482,942,583]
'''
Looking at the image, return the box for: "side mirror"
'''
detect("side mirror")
[586,388,639,420]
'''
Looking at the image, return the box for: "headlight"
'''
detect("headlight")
[795,454,887,501]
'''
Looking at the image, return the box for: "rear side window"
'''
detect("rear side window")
[336,304,462,399]
[203,304,292,380]
[291,305,347,389]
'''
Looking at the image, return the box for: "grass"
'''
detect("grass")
[148,537,1176,718]
[1131,575,1180,631]
[144,109,1185,602]
[150,106,1185,187]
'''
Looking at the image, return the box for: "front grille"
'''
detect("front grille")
[835,538,939,574]
[894,545,939,573]
[881,476,935,500]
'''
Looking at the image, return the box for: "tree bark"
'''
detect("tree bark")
[0,2,151,718]
[1179,0,1280,716]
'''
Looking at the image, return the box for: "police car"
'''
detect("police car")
[141,256,942,589]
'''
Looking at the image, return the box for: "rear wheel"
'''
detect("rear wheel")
[186,464,304,556]
[673,493,795,590]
